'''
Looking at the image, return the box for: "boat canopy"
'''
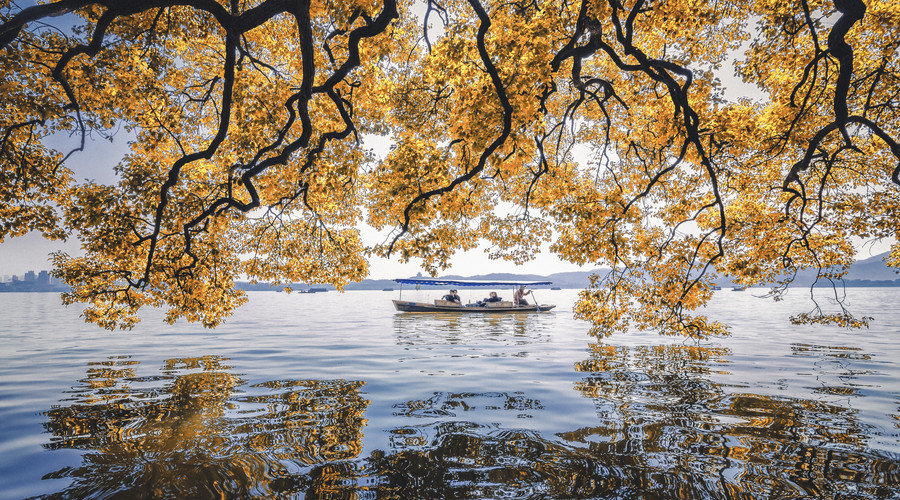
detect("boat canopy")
[394,278,552,287]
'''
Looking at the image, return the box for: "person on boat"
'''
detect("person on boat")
[514,285,532,306]
[476,291,502,307]
[443,289,461,304]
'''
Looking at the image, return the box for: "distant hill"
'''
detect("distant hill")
[780,251,898,287]
[845,252,899,281]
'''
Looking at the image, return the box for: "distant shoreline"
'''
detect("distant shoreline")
[4,252,898,293]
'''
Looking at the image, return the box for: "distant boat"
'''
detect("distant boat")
[712,285,722,290]
[733,286,746,291]
[382,288,394,291]
[551,286,561,290]
[391,278,556,313]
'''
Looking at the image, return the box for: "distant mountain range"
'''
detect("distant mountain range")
[844,252,900,280]
[240,252,899,292]
[797,251,900,287]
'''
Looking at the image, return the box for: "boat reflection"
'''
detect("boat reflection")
[39,347,899,498]
[392,312,553,346]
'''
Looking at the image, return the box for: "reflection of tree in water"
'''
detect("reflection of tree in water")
[42,355,368,498]
[40,350,899,498]
[393,391,544,420]
[371,391,605,498]
[367,424,618,498]
[565,343,899,498]
[45,356,241,453]
[791,343,875,398]
[349,347,898,499]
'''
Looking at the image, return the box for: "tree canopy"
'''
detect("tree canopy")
[1,0,898,335]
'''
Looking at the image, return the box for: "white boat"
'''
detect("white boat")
[391,278,555,313]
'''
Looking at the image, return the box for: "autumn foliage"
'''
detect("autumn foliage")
[1,0,898,335]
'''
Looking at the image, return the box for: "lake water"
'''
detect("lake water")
[1,288,898,499]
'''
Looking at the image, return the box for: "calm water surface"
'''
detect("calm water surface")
[0,288,898,498]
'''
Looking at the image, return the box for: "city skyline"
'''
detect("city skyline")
[1,269,53,282]
[0,268,66,292]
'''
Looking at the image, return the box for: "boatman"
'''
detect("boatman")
[514,285,532,306]
[443,289,461,304]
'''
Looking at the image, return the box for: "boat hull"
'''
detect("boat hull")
[393,300,555,313]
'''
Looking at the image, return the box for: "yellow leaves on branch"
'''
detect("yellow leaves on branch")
[242,218,368,289]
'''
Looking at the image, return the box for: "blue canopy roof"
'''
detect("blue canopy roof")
[394,278,552,287]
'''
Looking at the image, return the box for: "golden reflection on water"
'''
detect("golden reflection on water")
[39,344,899,498]
[43,355,369,498]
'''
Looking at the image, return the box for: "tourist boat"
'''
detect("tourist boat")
[392,278,556,312]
